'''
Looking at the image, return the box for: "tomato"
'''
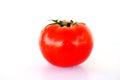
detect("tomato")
[39,20,93,67]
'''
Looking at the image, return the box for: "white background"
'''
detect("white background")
[0,0,120,80]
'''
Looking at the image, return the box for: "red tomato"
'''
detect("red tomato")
[39,20,93,67]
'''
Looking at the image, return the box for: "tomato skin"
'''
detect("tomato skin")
[39,23,93,67]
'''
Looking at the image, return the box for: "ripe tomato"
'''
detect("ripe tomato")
[39,20,93,67]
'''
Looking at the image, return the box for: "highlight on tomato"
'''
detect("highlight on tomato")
[39,20,93,67]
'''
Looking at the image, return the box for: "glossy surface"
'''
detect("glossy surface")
[39,23,93,67]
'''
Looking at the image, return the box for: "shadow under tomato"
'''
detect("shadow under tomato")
[41,64,89,80]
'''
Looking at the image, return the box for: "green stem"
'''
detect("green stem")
[51,20,76,27]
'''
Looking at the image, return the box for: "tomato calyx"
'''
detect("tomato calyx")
[51,20,77,27]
